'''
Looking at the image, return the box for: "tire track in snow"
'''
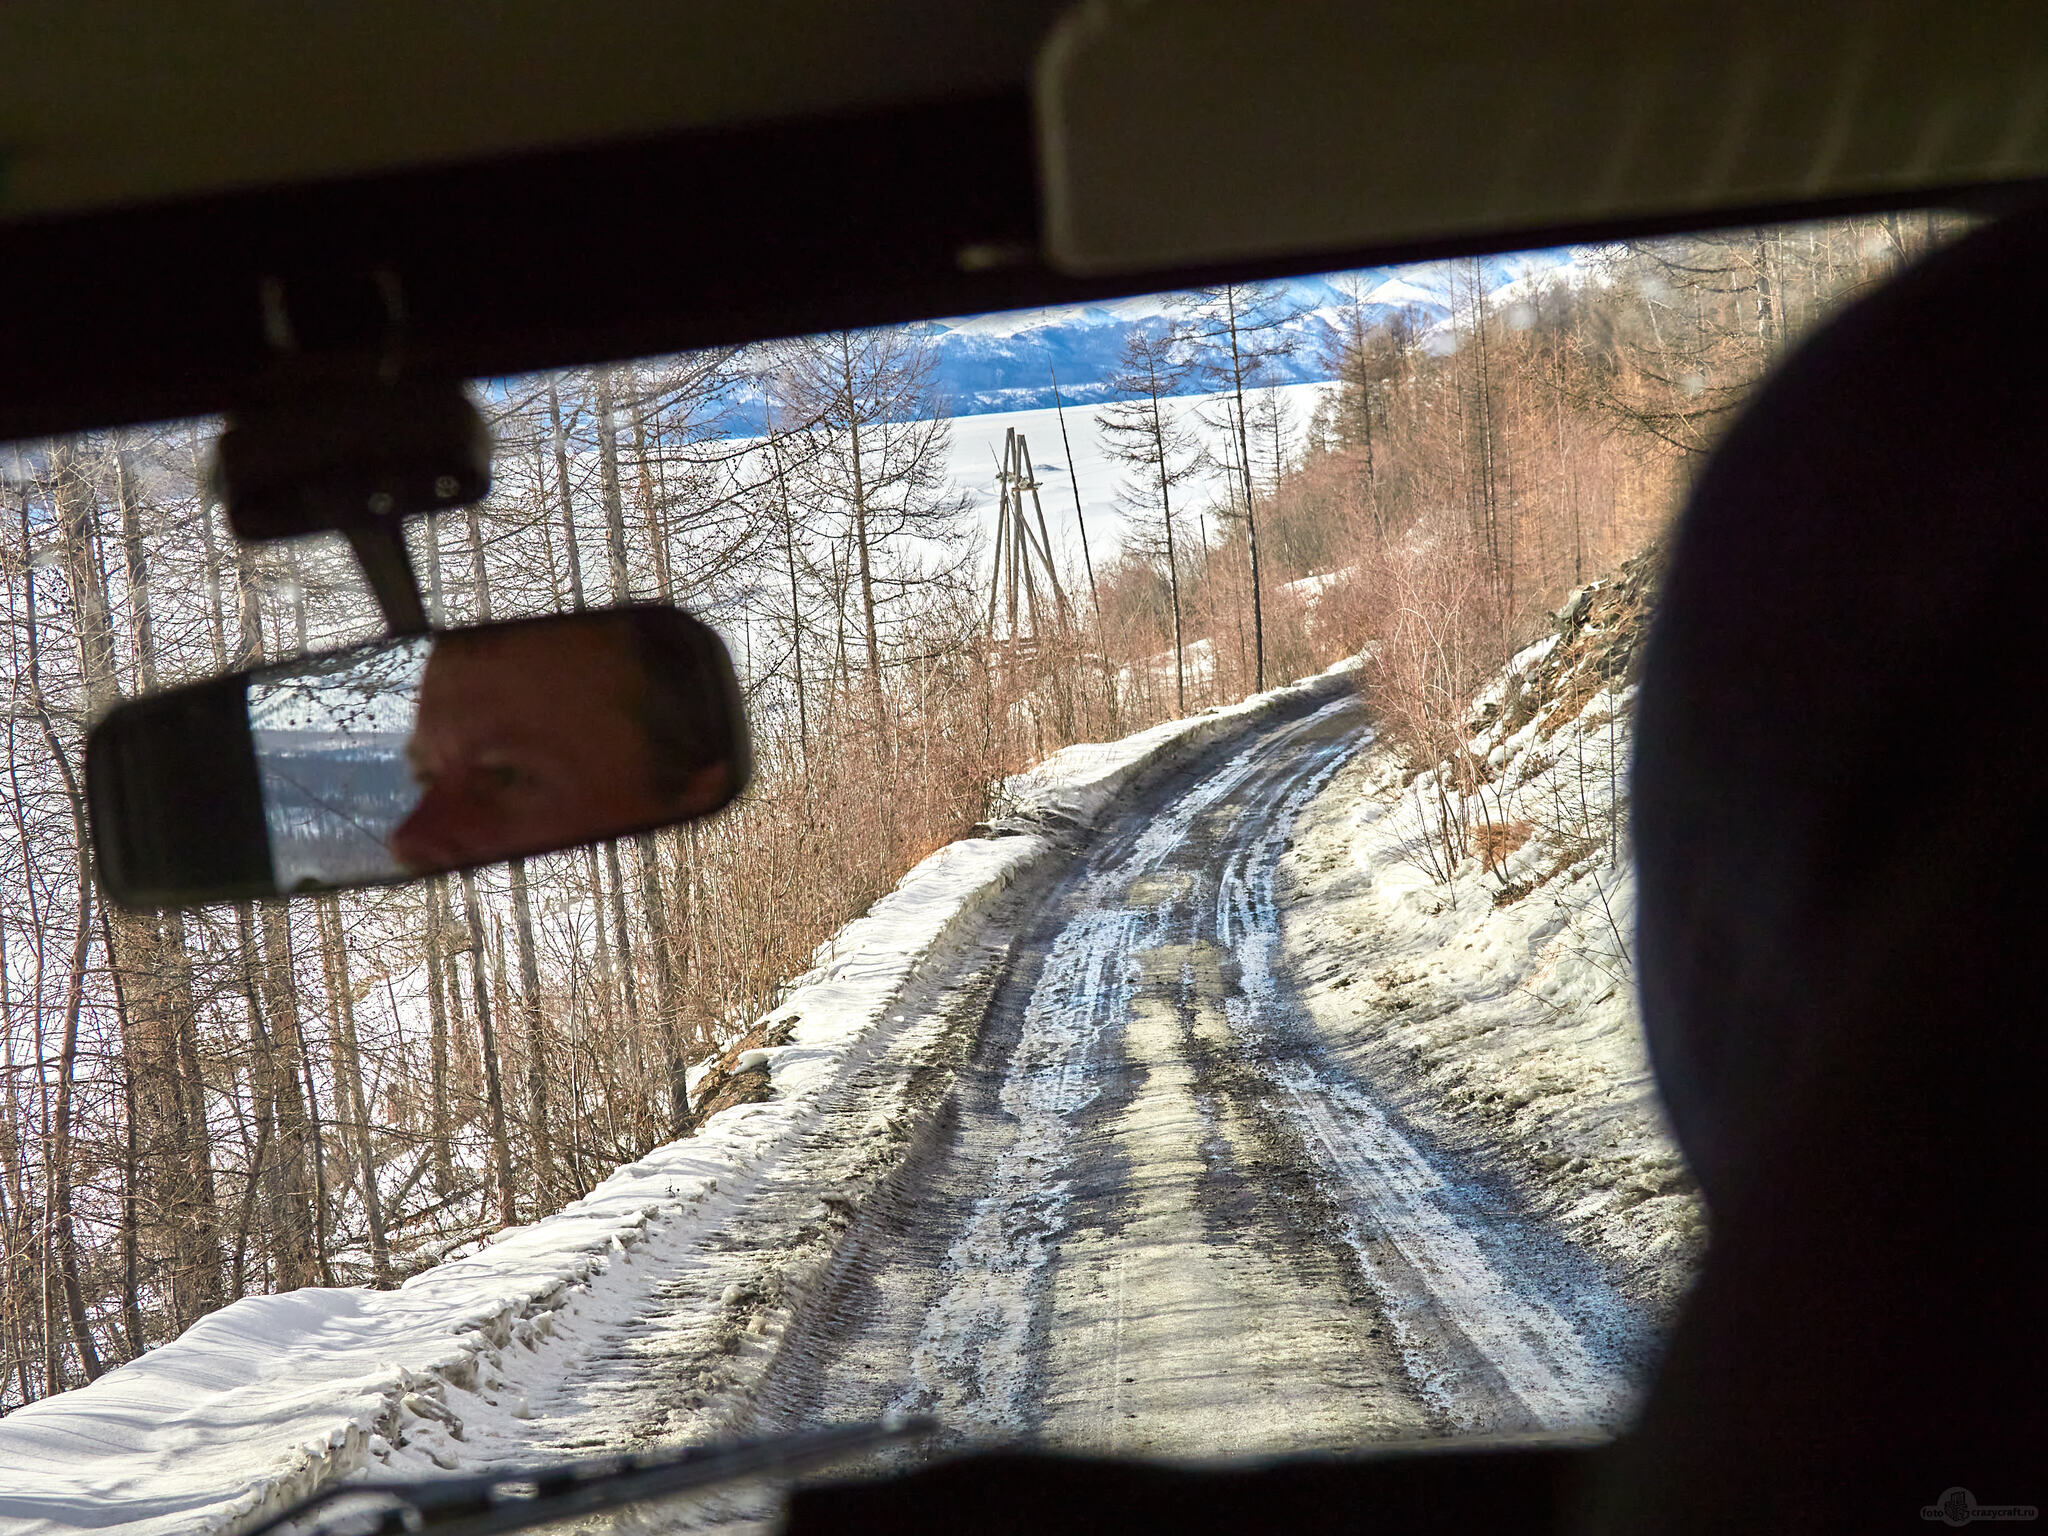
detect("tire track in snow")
[1216,759,1631,1428]
[636,690,1641,1518]
[883,691,1632,1446]
[886,699,1403,1441]
[880,705,1356,1432]
[882,907,1138,1433]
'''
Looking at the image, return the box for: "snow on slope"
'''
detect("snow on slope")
[0,663,1360,1536]
[1280,551,1703,1314]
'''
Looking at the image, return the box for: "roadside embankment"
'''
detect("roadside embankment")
[1280,553,1703,1314]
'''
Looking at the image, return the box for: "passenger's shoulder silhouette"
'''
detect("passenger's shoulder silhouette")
[1603,202,2048,1532]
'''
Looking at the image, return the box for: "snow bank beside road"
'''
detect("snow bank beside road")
[1281,561,1703,1312]
[0,834,1035,1536]
[0,662,1360,1536]
[991,657,1357,834]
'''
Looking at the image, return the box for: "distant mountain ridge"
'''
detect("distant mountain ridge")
[923,251,1575,416]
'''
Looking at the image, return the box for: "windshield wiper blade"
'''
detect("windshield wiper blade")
[243,1415,935,1536]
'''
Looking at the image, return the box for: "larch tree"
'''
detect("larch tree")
[1097,323,1206,716]
[771,327,970,727]
[1176,281,1305,691]
[1322,277,1423,545]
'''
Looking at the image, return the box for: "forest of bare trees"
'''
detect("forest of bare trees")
[1087,214,1964,866]
[0,212,1954,1409]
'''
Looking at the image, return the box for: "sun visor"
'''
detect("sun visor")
[1036,0,2048,275]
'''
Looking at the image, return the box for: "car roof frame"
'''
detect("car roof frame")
[0,89,2039,446]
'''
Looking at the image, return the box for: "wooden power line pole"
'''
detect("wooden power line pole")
[985,427,1071,656]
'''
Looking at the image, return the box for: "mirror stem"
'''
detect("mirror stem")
[345,521,430,637]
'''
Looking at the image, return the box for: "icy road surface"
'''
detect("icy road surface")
[440,692,1648,1529]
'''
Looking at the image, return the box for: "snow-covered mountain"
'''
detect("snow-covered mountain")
[923,250,1575,416]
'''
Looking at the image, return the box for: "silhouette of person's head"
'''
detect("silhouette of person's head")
[1593,206,2048,1532]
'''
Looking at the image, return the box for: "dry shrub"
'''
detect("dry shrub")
[1535,667,1603,740]
[1475,818,1535,871]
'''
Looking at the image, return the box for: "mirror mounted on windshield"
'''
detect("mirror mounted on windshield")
[87,605,751,909]
[216,369,491,546]
[216,363,493,638]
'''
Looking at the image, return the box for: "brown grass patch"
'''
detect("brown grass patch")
[1535,668,1603,740]
[1475,818,1535,870]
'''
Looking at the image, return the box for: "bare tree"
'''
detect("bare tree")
[1176,282,1306,690]
[772,328,971,723]
[1097,324,1206,714]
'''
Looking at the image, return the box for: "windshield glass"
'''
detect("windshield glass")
[0,212,1968,1525]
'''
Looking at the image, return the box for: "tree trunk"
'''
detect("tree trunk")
[1222,297,1267,691]
[465,501,495,625]
[633,836,690,1132]
[631,410,675,602]
[319,898,392,1288]
[119,1056,144,1356]
[507,859,555,1201]
[1148,391,1187,715]
[548,378,588,609]
[583,846,618,1032]
[421,507,448,626]
[257,902,321,1289]
[1348,311,1385,542]
[36,749,100,1377]
[231,906,277,1294]
[837,336,886,717]
[596,369,633,605]
[49,874,104,1382]
[161,907,224,1320]
[31,462,108,1378]
[766,405,812,770]
[424,883,455,1199]
[604,840,643,1036]
[460,872,518,1229]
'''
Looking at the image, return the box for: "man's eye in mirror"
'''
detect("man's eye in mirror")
[377,613,744,878]
[87,605,751,909]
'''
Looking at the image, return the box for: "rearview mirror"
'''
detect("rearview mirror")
[87,606,750,909]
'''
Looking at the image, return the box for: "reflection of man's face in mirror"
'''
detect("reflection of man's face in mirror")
[388,620,729,874]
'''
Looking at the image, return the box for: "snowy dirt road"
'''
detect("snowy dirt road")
[443,693,1652,1530]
